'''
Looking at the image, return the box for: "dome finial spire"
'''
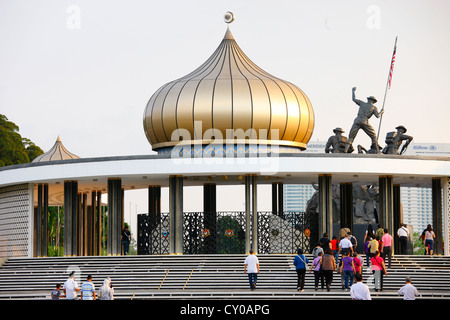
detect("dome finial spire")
[224,11,234,24]
[223,11,235,40]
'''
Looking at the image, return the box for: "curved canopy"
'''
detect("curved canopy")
[32,136,79,163]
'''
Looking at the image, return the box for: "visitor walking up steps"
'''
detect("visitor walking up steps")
[381,228,393,268]
[364,236,371,269]
[80,274,96,300]
[350,273,371,300]
[340,251,355,291]
[244,250,260,291]
[371,251,388,292]
[320,248,336,292]
[293,249,309,292]
[310,251,324,291]
[51,283,62,300]
[62,271,80,300]
[339,233,353,256]
[352,252,362,278]
[397,224,409,255]
[99,277,114,300]
[422,224,436,255]
[398,277,420,300]
[330,235,339,264]
[368,236,379,259]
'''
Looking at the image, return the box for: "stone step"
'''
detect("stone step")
[0,254,449,300]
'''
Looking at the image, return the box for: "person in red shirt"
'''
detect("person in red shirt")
[330,235,339,264]
[377,237,383,262]
[381,228,393,268]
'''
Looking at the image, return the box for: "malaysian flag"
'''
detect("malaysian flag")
[388,37,397,89]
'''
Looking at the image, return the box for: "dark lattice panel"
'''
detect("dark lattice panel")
[137,213,170,255]
[138,211,318,255]
[257,211,318,254]
[183,212,247,254]
[137,214,150,255]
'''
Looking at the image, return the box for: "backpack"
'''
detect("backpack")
[349,235,357,247]
[312,247,323,257]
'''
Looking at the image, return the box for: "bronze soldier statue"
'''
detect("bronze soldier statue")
[382,125,413,155]
[344,87,384,153]
[325,127,353,153]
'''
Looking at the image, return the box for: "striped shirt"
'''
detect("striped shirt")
[81,281,95,300]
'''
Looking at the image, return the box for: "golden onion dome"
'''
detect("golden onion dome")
[143,24,314,153]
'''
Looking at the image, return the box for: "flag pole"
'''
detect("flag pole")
[377,36,398,139]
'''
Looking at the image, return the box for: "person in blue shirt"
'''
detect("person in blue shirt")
[293,249,309,292]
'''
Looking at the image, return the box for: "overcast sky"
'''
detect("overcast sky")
[1,0,449,226]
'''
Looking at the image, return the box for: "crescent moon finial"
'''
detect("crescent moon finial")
[224,11,234,24]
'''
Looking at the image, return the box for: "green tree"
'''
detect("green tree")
[0,114,43,166]
[413,232,425,255]
[23,137,44,162]
[47,206,64,256]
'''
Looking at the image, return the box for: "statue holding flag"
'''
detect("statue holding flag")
[344,36,398,154]
[344,87,384,154]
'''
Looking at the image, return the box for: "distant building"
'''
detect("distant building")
[401,187,433,234]
[401,142,449,232]
[283,184,316,212]
[282,141,323,212]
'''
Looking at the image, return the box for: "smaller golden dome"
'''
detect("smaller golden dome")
[143,25,314,154]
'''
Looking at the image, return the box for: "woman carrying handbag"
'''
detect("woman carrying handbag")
[370,251,388,292]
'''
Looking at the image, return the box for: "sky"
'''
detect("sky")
[1,0,449,228]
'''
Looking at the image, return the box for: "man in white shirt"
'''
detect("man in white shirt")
[63,271,80,300]
[398,277,419,300]
[397,224,409,254]
[339,233,353,255]
[244,250,260,290]
[350,273,371,300]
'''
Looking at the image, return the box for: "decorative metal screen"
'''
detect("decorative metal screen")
[184,211,246,254]
[138,211,318,255]
[137,213,170,255]
[137,214,150,255]
[0,184,32,257]
[257,211,318,254]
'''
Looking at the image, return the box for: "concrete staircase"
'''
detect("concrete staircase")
[0,254,449,300]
